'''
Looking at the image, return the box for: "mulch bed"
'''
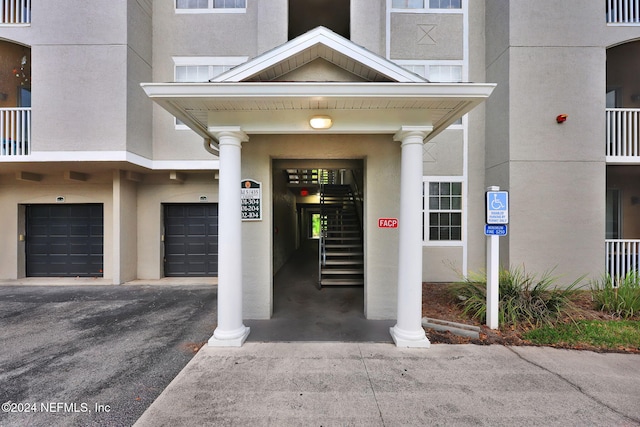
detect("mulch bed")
[422,282,640,354]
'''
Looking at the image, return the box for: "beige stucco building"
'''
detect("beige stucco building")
[0,1,639,346]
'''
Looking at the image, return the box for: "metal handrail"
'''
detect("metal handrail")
[318,169,328,286]
[349,169,364,230]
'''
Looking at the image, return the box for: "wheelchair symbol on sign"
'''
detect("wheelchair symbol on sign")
[490,193,505,210]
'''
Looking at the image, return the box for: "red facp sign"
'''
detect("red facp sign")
[378,218,398,228]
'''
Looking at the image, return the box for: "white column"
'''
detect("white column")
[390,127,432,348]
[208,127,250,347]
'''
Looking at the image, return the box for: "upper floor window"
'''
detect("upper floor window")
[175,0,246,13]
[173,57,247,82]
[173,57,247,128]
[398,62,462,83]
[392,0,461,9]
[399,61,464,125]
[175,65,233,82]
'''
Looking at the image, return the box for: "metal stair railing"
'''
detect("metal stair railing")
[318,169,331,286]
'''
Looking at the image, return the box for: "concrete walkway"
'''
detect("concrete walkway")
[135,342,640,426]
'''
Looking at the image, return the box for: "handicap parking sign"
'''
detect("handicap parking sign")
[486,191,509,224]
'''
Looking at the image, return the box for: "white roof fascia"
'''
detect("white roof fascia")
[210,27,426,83]
[141,81,495,100]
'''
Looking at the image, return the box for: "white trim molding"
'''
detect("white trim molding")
[1,151,220,170]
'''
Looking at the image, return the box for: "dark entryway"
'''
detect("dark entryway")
[25,204,104,277]
[163,204,219,277]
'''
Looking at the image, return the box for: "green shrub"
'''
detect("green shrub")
[591,272,640,319]
[452,266,582,329]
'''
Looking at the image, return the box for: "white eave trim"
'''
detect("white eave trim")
[1,151,220,170]
[141,81,496,100]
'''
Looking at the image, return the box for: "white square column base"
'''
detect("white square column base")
[207,327,250,347]
[389,327,431,348]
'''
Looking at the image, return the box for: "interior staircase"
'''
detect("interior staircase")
[319,184,364,287]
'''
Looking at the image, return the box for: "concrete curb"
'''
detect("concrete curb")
[422,317,481,339]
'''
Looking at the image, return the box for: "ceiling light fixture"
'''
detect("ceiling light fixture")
[309,115,333,130]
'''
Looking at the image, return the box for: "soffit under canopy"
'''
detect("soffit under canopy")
[141,27,495,148]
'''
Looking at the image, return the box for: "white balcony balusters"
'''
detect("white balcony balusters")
[606,108,640,158]
[606,240,640,283]
[607,0,640,24]
[0,108,31,156]
[0,0,30,24]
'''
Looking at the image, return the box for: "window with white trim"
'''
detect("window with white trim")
[424,179,463,243]
[176,0,246,12]
[175,64,236,82]
[391,0,461,10]
[399,61,464,125]
[173,57,247,128]
[396,61,463,83]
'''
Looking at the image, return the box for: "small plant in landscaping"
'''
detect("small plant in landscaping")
[591,271,640,319]
[452,266,582,329]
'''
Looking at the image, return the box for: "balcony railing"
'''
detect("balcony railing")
[607,0,640,24]
[0,0,30,24]
[0,107,30,156]
[606,108,640,158]
[606,239,640,282]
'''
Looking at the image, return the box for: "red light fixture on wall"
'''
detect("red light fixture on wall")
[300,188,309,196]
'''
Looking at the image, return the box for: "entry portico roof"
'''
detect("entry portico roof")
[141,27,495,148]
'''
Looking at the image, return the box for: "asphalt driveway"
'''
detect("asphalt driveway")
[0,284,217,427]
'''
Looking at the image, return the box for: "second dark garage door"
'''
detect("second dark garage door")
[164,204,218,277]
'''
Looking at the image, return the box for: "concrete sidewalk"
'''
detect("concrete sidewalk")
[134,343,640,426]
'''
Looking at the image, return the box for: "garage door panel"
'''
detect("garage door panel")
[166,224,186,234]
[26,204,104,277]
[187,224,206,236]
[187,242,206,254]
[164,204,218,277]
[69,225,90,236]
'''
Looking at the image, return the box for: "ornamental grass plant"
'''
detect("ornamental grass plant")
[452,266,582,329]
[591,271,640,319]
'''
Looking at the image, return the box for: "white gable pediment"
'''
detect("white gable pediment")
[274,58,368,82]
[211,26,426,83]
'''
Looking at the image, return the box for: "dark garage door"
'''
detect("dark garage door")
[26,204,104,277]
[164,204,218,277]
